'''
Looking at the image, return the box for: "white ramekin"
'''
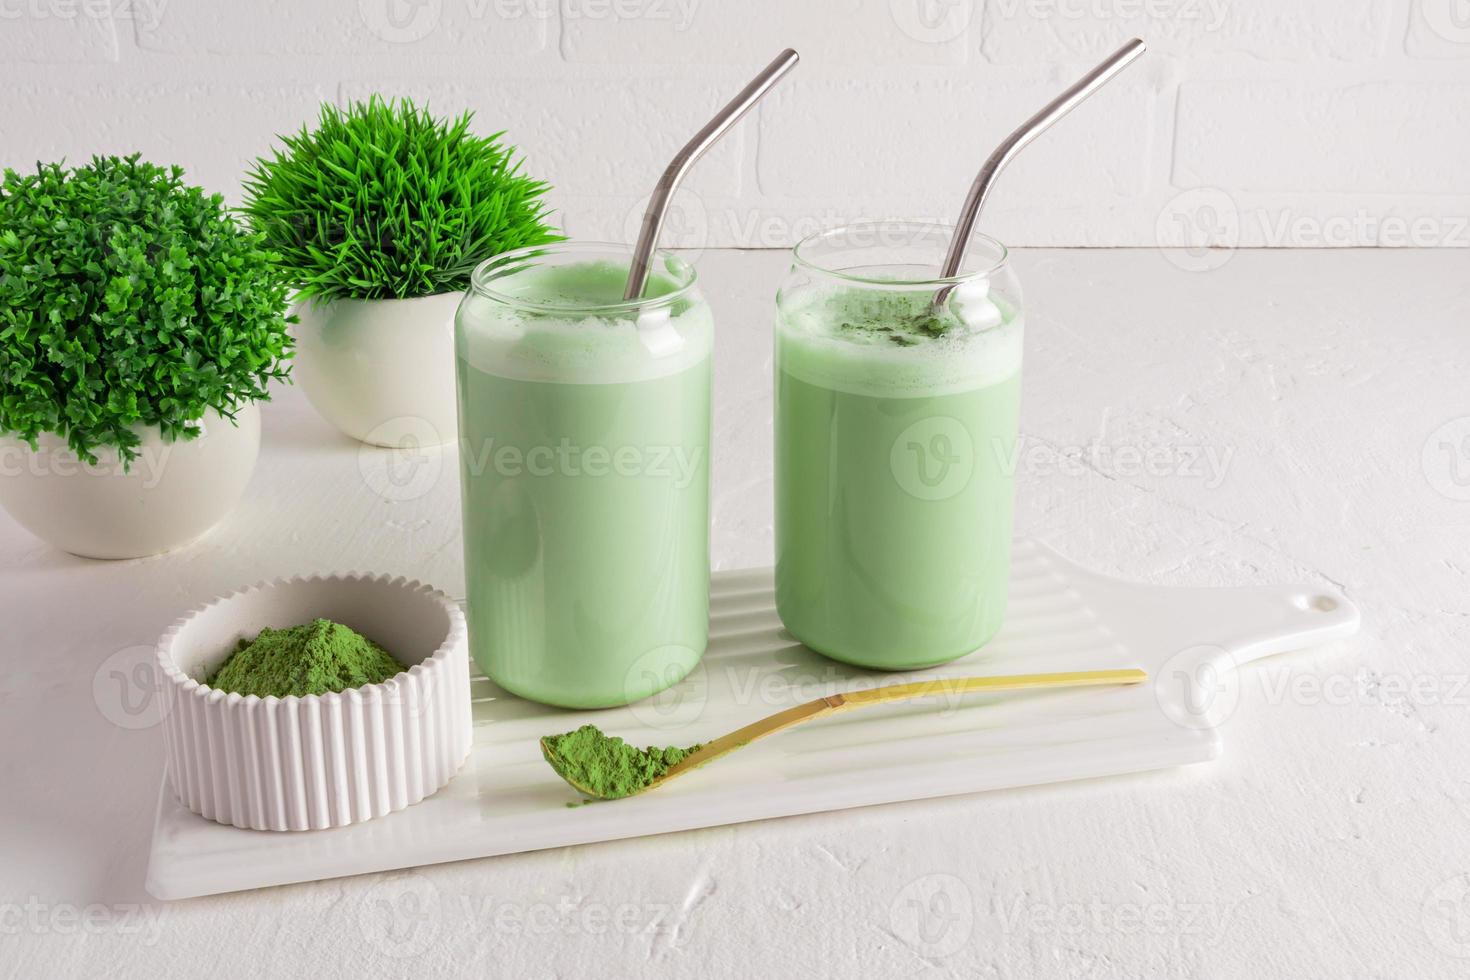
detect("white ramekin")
[156,574,472,831]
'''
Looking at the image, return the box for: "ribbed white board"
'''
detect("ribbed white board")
[146,540,1360,899]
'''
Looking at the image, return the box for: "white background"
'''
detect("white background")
[5,246,1470,976]
[5,2,1470,978]
[5,0,1470,248]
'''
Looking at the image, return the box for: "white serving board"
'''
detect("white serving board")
[146,540,1360,900]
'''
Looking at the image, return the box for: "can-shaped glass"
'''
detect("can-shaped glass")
[774,222,1023,670]
[455,243,711,708]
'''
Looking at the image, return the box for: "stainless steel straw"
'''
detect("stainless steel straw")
[623,48,800,300]
[934,38,1146,307]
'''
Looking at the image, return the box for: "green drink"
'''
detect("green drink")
[455,246,712,708]
[774,224,1023,670]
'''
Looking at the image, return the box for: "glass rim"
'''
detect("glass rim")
[792,221,1010,287]
[468,240,699,314]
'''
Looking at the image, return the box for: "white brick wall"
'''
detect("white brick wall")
[3,0,1467,249]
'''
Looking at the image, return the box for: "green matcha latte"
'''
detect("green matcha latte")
[454,246,711,709]
[774,225,1023,670]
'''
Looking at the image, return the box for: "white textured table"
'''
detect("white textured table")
[3,248,1466,978]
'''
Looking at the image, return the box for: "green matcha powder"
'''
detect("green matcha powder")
[207,618,406,698]
[542,725,702,800]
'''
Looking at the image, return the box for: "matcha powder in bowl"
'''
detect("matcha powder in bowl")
[156,573,473,830]
[207,618,406,699]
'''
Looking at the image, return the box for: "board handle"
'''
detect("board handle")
[1043,547,1362,673]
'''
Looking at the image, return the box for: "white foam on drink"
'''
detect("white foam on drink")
[458,267,714,385]
[776,282,1024,398]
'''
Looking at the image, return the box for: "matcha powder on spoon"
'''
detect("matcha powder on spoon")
[541,725,702,800]
[207,618,406,698]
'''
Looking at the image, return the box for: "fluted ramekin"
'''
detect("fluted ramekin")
[156,574,472,831]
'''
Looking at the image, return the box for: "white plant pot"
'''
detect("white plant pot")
[0,404,260,559]
[293,292,461,448]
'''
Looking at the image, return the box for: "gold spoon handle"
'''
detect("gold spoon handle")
[655,668,1147,787]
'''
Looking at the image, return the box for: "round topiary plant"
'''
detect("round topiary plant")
[242,96,560,302]
[0,154,294,467]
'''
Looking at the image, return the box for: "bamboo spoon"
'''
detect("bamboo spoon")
[541,668,1147,800]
